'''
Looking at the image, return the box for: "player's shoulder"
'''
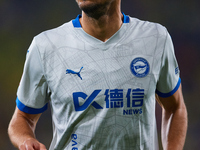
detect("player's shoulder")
[129,16,168,36]
[34,21,72,40]
[30,20,75,54]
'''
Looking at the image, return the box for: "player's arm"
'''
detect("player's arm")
[8,106,47,150]
[156,84,187,150]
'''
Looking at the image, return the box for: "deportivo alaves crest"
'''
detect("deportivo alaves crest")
[130,57,150,78]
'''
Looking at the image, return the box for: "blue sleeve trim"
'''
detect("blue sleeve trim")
[122,12,130,23]
[16,97,48,114]
[156,78,181,98]
[72,14,82,28]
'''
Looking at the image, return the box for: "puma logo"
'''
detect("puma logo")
[66,67,83,80]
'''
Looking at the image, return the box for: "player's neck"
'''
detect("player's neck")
[80,9,123,42]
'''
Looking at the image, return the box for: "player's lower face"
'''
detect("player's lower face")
[76,0,115,19]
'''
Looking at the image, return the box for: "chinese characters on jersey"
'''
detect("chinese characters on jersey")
[73,88,144,115]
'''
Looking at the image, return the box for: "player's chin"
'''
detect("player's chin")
[78,2,105,18]
[77,0,109,9]
[77,1,96,9]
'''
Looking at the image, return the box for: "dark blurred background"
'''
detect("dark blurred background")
[1,0,200,149]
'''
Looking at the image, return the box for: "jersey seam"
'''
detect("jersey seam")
[19,38,49,111]
[28,38,50,107]
[155,26,168,92]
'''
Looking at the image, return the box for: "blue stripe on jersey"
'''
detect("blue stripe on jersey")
[156,78,181,98]
[72,13,130,28]
[16,97,48,114]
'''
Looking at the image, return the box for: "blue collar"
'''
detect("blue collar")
[72,12,130,28]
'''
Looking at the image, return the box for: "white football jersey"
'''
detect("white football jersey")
[16,13,180,150]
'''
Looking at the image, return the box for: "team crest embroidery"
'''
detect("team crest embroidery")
[130,57,150,78]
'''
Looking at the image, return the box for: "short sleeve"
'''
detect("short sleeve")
[156,31,181,98]
[16,38,50,114]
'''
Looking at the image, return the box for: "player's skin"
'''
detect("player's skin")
[8,110,46,150]
[156,84,187,150]
[8,0,188,149]
[76,0,123,42]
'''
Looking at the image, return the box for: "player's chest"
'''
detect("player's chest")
[44,46,161,94]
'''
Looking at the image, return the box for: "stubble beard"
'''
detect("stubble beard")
[78,1,111,20]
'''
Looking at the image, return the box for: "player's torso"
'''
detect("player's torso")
[38,18,165,150]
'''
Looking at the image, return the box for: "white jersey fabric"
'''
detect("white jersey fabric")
[16,13,181,150]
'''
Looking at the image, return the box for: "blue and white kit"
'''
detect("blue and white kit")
[16,13,181,150]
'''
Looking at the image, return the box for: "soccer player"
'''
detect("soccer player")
[8,0,187,150]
